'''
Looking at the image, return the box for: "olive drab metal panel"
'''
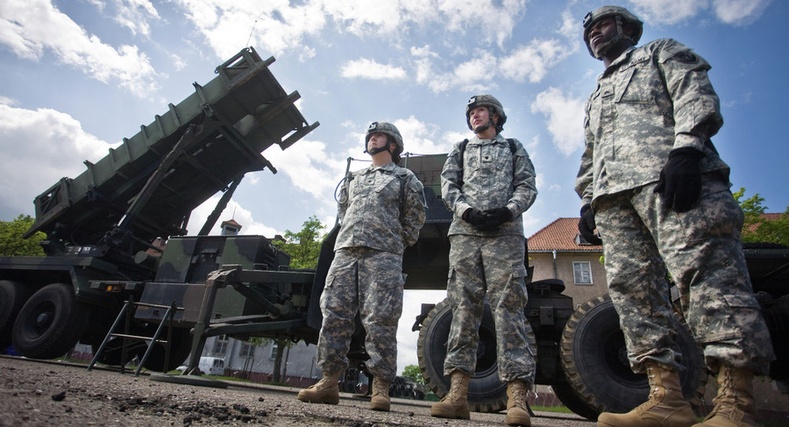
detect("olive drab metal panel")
[24,47,319,255]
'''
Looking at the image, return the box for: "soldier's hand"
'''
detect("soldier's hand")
[482,207,513,229]
[578,204,603,245]
[462,208,488,227]
[654,147,704,213]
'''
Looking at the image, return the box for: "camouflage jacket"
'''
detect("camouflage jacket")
[441,134,537,237]
[575,38,731,206]
[335,162,426,254]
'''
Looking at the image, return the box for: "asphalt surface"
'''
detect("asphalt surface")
[0,356,596,426]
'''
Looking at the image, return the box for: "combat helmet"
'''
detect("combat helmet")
[466,94,507,133]
[582,5,643,59]
[365,121,404,164]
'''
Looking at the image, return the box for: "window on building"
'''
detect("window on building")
[212,334,228,355]
[240,342,255,358]
[269,342,279,360]
[573,261,593,285]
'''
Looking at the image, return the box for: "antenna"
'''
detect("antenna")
[246,20,257,47]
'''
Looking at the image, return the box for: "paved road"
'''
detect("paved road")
[0,356,596,426]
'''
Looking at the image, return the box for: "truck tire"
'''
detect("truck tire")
[12,283,90,359]
[559,295,705,419]
[417,298,536,413]
[0,280,34,351]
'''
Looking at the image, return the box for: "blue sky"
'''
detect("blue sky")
[1,0,785,374]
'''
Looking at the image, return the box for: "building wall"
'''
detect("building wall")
[202,336,319,386]
[529,251,607,308]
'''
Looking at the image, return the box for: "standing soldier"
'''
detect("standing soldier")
[296,122,426,412]
[432,95,538,426]
[576,6,774,427]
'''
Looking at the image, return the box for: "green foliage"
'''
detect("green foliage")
[401,364,425,385]
[0,215,45,256]
[733,188,789,246]
[271,215,327,269]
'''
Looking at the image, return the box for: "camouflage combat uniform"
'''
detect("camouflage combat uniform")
[441,134,538,383]
[317,162,426,381]
[575,38,774,374]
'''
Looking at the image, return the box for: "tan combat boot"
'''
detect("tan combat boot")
[506,380,531,426]
[597,362,696,427]
[692,365,757,427]
[296,371,341,404]
[370,377,391,411]
[430,370,471,419]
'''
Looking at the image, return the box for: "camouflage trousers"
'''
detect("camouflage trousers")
[594,175,775,375]
[443,234,536,384]
[316,247,405,381]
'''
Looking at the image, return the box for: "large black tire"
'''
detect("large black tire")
[559,295,705,419]
[0,280,34,351]
[417,298,536,413]
[12,283,90,359]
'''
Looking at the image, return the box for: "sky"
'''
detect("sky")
[1,0,787,375]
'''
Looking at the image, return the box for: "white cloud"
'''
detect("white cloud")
[530,87,585,156]
[175,0,527,62]
[434,0,527,47]
[112,0,161,36]
[392,116,452,155]
[340,58,407,80]
[712,0,772,26]
[190,197,281,237]
[628,0,706,25]
[628,0,772,26]
[411,47,498,94]
[174,0,327,60]
[0,103,115,219]
[321,0,405,35]
[500,39,573,83]
[0,0,159,95]
[264,139,347,200]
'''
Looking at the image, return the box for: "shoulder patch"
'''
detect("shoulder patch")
[674,51,698,64]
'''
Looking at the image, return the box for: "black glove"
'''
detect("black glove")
[483,207,513,228]
[654,147,704,213]
[578,204,603,245]
[462,208,488,227]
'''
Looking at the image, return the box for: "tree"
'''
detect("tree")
[0,215,45,256]
[733,188,789,246]
[402,364,425,385]
[271,215,326,269]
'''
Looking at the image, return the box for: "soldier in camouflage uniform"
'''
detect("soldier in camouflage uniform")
[297,122,426,412]
[431,95,537,426]
[575,6,775,427]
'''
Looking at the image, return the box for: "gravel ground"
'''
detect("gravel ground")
[0,356,594,427]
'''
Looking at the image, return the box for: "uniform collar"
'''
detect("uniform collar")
[601,45,636,77]
[471,133,506,144]
[365,162,396,173]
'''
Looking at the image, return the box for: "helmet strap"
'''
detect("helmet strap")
[365,139,393,156]
[473,120,492,134]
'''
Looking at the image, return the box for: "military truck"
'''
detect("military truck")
[0,47,319,370]
[1,46,787,421]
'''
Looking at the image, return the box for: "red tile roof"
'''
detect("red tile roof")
[528,217,602,252]
[529,212,785,252]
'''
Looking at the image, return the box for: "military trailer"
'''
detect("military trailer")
[1,47,787,421]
